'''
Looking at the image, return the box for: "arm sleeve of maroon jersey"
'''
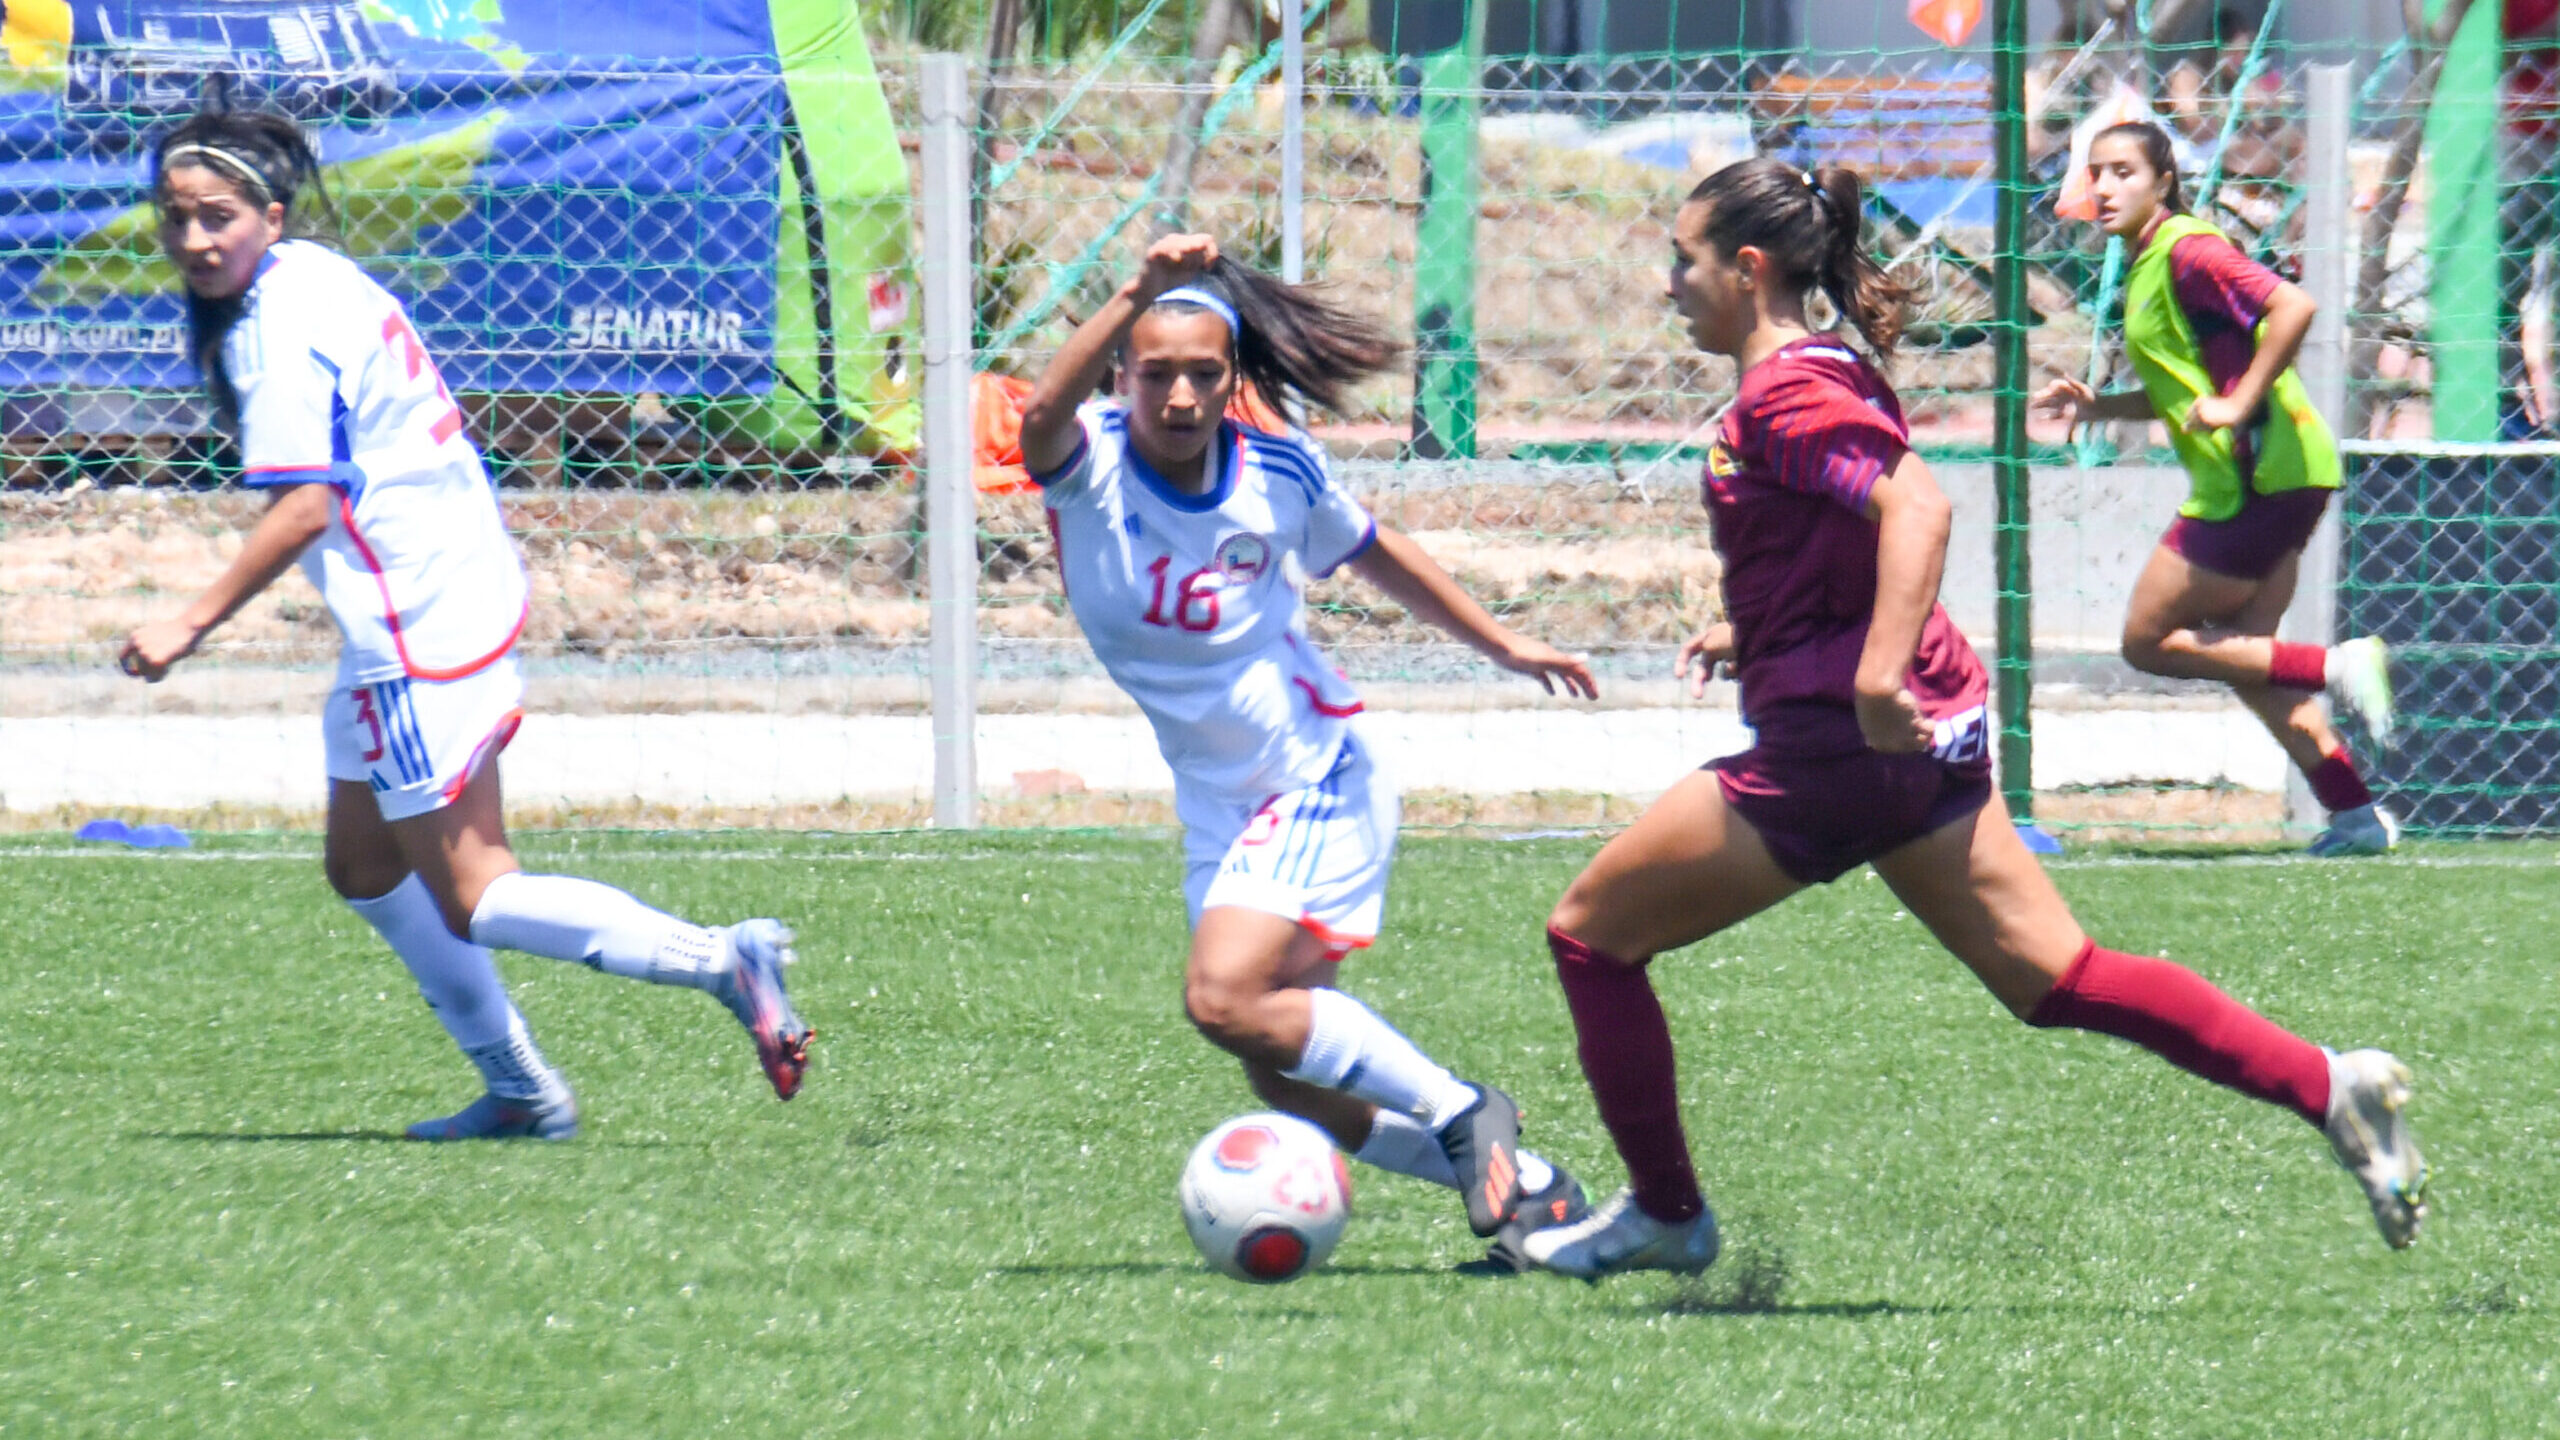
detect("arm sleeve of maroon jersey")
[2168,234,2283,335]
[1753,368,1908,515]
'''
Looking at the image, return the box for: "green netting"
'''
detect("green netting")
[2,1,2553,836]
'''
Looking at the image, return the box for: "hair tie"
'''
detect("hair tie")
[163,142,276,204]
[1802,169,1820,192]
[1151,285,1241,336]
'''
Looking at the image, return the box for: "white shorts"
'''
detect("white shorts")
[324,656,526,822]
[1180,732,1399,955]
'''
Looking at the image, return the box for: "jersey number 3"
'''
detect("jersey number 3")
[382,312,465,445]
[1142,555,1220,632]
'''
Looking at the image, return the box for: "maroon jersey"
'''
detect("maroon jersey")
[1703,337,1988,756]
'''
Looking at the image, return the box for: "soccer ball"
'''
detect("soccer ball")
[1178,1113,1353,1283]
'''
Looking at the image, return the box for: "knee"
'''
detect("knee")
[2119,628,2171,675]
[1183,972,1256,1051]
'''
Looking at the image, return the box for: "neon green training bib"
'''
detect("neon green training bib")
[2121,212,2340,521]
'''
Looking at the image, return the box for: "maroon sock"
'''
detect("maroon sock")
[2266,640,2328,692]
[2028,940,2331,1126]
[2307,749,2375,813]
[1548,927,1704,1223]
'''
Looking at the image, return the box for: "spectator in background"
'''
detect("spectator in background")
[2501,0,2560,437]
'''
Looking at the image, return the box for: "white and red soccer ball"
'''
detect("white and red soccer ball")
[1179,1113,1353,1283]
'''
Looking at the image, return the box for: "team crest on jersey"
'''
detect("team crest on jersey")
[1705,441,1742,480]
[1212,532,1272,582]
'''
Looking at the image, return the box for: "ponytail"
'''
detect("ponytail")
[1145,259,1403,419]
[1684,157,1915,359]
[150,105,336,431]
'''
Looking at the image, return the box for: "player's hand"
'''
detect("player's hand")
[2182,392,2249,434]
[119,618,204,683]
[1134,233,1219,302]
[2031,376,2095,432]
[1677,622,1736,699]
[1495,636,1599,700]
[1854,684,1931,754]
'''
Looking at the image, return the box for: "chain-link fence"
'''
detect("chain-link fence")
[3,2,2554,836]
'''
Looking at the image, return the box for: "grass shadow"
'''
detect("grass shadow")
[143,1129,410,1144]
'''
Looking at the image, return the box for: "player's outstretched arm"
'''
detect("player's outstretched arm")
[1349,524,1598,699]
[1019,232,1219,477]
[2031,375,2156,433]
[1852,450,1952,753]
[119,481,333,682]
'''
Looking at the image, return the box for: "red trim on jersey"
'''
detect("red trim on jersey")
[442,707,525,802]
[333,489,528,682]
[1291,677,1364,717]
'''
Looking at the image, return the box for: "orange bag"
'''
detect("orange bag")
[971,374,1295,493]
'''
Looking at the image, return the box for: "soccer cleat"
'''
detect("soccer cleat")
[2324,1048,2428,1249]
[405,1090,579,1142]
[2307,803,2401,858]
[1485,1160,1591,1273]
[1434,1085,1526,1237]
[2326,636,2395,745]
[715,919,814,1100]
[1520,1186,1721,1281]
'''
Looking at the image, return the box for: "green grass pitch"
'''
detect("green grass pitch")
[2,830,2554,1437]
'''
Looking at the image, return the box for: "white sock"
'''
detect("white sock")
[1354,1110,1559,1193]
[1284,987,1481,1129]
[468,871,726,991]
[347,875,566,1102]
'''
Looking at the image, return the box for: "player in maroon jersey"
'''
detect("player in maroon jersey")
[1520,157,2428,1279]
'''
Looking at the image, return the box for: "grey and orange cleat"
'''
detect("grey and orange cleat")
[716,919,813,1100]
[1486,1158,1590,1273]
[2325,1047,2428,1249]
[406,1090,579,1141]
[1435,1084,1525,1237]
[1520,1187,1721,1281]
[2307,803,2401,858]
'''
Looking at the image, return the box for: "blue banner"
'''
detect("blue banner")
[0,1,787,400]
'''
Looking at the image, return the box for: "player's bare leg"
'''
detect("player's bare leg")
[403,762,813,1100]
[1872,799,2424,1246]
[1527,772,1800,1278]
[326,778,575,1140]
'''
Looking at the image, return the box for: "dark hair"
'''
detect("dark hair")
[1139,258,1403,419]
[1683,158,1914,358]
[2088,120,2187,215]
[151,107,334,430]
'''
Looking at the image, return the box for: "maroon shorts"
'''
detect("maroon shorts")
[1710,737,1993,886]
[2163,485,2330,581]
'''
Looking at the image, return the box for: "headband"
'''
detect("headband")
[163,143,276,204]
[1150,285,1240,335]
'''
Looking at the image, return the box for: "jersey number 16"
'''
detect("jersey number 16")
[1142,555,1220,632]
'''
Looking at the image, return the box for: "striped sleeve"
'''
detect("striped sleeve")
[1748,364,1907,514]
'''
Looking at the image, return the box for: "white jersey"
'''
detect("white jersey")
[228,240,528,686]
[1040,406,1377,801]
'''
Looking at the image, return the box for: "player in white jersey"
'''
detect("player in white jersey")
[1020,234,1601,1263]
[116,108,812,1139]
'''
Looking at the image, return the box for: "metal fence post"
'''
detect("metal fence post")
[921,52,978,829]
[1281,0,1305,283]
[2288,62,2354,836]
[1992,0,2034,821]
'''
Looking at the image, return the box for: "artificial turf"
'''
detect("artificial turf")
[1,829,2552,1437]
